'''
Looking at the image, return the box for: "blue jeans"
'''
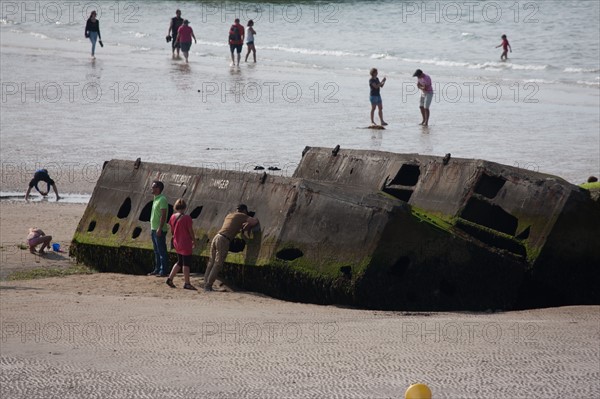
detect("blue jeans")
[151,230,168,275]
[89,31,98,56]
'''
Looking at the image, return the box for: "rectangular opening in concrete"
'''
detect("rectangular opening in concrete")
[389,164,420,186]
[474,173,506,199]
[456,219,526,256]
[382,187,413,202]
[460,197,518,236]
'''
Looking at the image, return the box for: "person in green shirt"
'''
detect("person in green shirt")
[148,180,169,276]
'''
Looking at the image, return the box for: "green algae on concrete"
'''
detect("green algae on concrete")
[70,149,600,310]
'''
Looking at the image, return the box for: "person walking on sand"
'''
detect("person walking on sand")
[228,18,245,66]
[166,199,197,290]
[413,69,433,126]
[167,9,184,58]
[85,10,102,59]
[148,181,169,277]
[27,227,52,255]
[496,34,512,60]
[369,68,387,126]
[204,204,258,292]
[244,20,256,63]
[175,20,197,63]
[25,169,60,201]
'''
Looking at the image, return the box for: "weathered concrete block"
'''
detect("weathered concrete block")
[71,147,599,310]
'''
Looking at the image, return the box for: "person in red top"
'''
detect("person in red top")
[496,34,512,60]
[228,18,245,66]
[166,199,196,290]
[175,19,197,63]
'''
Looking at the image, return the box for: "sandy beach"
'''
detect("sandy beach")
[0,201,598,398]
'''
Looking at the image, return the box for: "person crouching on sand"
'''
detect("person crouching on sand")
[27,228,52,255]
[166,199,197,290]
[369,68,388,126]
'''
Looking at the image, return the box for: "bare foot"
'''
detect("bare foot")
[38,250,46,255]
[30,249,37,254]
[381,122,388,126]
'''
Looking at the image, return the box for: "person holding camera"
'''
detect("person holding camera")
[369,68,388,126]
[167,9,184,58]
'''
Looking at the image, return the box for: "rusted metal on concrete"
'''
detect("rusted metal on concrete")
[70,147,600,310]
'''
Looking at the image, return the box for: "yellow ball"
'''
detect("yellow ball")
[405,383,432,399]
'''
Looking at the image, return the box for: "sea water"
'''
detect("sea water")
[1,0,599,199]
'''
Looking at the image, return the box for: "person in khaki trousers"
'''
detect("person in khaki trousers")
[204,204,258,291]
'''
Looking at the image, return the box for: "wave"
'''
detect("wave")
[576,80,600,86]
[564,67,600,73]
[265,45,361,57]
[370,53,397,60]
[402,57,550,71]
[402,58,469,68]
[29,32,48,39]
[199,40,228,48]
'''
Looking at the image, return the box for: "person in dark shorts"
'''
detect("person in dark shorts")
[228,18,245,66]
[175,19,197,63]
[25,169,60,201]
[167,9,184,58]
[369,68,387,126]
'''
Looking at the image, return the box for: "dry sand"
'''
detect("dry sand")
[1,201,599,398]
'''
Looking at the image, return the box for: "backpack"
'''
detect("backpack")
[229,25,241,42]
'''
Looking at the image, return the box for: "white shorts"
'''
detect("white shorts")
[420,92,433,109]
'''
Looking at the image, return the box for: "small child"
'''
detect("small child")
[27,228,52,254]
[496,34,512,60]
[166,199,196,290]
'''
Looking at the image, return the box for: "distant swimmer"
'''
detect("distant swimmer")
[25,169,60,201]
[84,10,102,59]
[413,69,433,126]
[369,68,388,127]
[496,34,512,61]
[167,9,184,58]
[245,20,257,63]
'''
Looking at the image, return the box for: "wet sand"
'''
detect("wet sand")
[1,202,599,398]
